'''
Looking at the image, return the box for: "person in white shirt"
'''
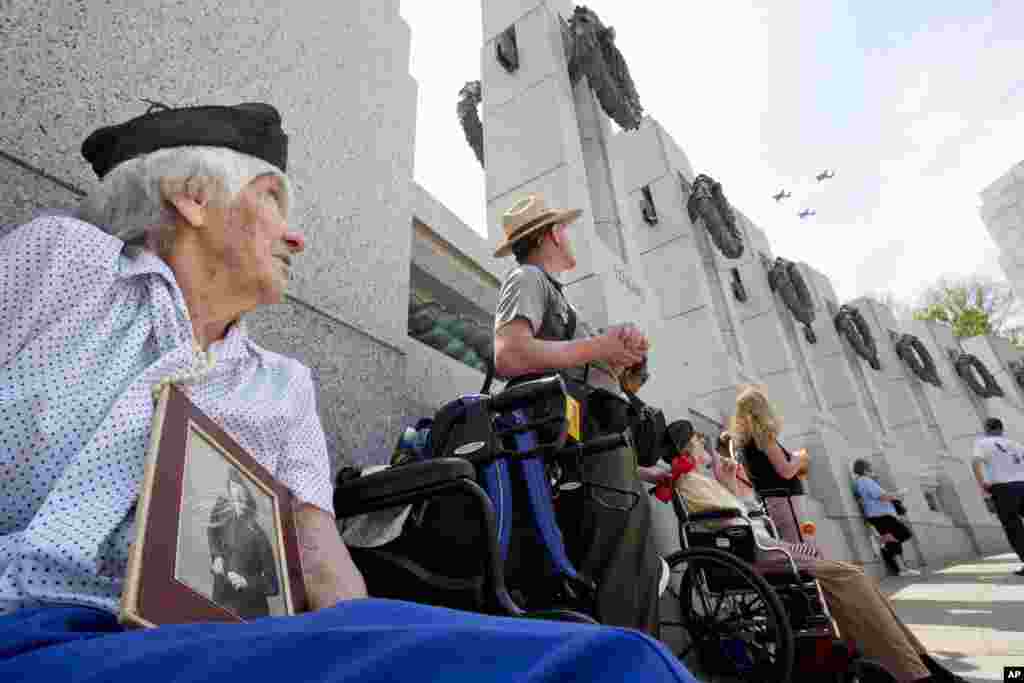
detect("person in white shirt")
[972,418,1024,576]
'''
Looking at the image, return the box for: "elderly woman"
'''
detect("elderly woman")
[0,103,697,683]
[666,426,965,683]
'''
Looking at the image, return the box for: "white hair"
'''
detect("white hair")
[77,146,291,249]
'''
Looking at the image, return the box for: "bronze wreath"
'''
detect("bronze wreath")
[953,352,1004,398]
[561,5,644,131]
[686,173,744,259]
[834,305,880,371]
[893,333,941,387]
[767,256,816,343]
[457,80,484,167]
[1009,360,1024,391]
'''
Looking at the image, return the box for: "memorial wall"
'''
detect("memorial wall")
[2,0,1015,569]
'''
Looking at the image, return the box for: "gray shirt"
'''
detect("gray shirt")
[494,264,619,393]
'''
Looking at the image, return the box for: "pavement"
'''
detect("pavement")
[883,552,1024,682]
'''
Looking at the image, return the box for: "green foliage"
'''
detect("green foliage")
[912,304,950,325]
[909,276,1024,347]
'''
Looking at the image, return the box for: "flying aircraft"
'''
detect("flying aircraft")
[772,189,791,202]
[798,209,816,219]
[815,169,835,182]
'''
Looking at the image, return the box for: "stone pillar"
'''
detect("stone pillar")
[1,0,418,467]
[961,334,1024,438]
[745,256,871,562]
[882,319,983,559]
[612,118,749,423]
[480,0,661,348]
[910,321,1009,555]
[799,269,909,568]
[829,298,981,566]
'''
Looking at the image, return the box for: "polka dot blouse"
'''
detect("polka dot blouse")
[0,215,334,615]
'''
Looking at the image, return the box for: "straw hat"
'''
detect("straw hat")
[493,194,582,258]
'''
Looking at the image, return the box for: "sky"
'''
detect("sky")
[400,1,1024,307]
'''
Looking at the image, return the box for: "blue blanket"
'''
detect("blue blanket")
[0,600,696,682]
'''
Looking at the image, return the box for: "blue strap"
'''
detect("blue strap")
[479,460,513,562]
[507,411,579,579]
[436,395,514,561]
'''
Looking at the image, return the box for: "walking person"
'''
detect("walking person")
[972,418,1024,576]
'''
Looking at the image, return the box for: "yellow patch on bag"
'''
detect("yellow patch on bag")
[565,395,581,441]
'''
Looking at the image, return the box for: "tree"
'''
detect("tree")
[910,276,1024,346]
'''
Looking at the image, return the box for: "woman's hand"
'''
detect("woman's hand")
[795,448,810,478]
[637,465,673,486]
[763,436,803,480]
[715,454,740,496]
[720,457,738,477]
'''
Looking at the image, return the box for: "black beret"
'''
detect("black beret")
[664,419,695,463]
[81,102,288,179]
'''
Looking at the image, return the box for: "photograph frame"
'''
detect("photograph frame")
[121,385,309,628]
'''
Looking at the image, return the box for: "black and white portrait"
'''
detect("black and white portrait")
[175,425,287,618]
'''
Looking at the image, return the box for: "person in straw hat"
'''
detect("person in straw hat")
[492,194,671,635]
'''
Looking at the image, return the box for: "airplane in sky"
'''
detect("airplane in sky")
[772,189,791,202]
[798,209,816,219]
[815,169,835,182]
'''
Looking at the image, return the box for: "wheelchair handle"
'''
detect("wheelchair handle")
[487,375,567,413]
[464,431,629,468]
[553,431,629,459]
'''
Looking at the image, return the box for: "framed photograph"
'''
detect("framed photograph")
[121,385,308,628]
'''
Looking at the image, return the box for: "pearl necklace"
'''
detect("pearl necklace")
[150,317,218,403]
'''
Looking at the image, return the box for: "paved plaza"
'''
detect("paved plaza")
[885,552,1024,682]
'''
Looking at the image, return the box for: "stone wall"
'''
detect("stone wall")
[2,0,418,469]
[610,117,1017,567]
[5,0,1017,569]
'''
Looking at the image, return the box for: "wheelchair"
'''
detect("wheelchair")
[333,374,636,624]
[656,483,898,683]
[333,375,896,681]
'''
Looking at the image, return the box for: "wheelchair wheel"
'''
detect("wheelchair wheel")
[660,547,794,683]
[844,657,898,683]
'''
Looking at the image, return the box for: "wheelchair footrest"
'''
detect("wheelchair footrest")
[793,635,855,676]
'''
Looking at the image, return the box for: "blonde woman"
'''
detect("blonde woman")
[669,428,965,683]
[730,386,815,551]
